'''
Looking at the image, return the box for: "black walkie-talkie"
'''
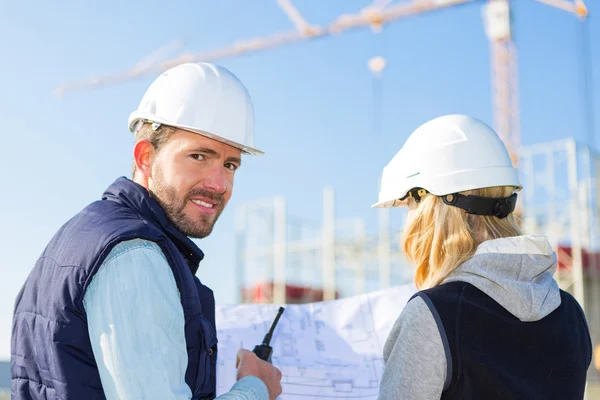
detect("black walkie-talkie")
[253,307,285,363]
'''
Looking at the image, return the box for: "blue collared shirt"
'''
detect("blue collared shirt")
[83,239,268,400]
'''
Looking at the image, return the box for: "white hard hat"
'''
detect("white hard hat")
[128,62,263,155]
[373,114,521,210]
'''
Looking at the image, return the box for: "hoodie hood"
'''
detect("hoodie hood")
[442,235,561,322]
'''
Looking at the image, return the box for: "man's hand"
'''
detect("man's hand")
[236,348,283,400]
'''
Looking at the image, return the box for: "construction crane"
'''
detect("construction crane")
[55,0,589,166]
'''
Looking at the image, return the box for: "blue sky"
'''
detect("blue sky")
[0,0,598,360]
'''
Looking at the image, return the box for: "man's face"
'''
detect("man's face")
[147,128,242,239]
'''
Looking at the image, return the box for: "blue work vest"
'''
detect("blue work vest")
[11,177,218,399]
[412,281,592,399]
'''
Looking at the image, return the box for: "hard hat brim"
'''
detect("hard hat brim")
[371,198,407,208]
[180,125,265,156]
[128,114,264,156]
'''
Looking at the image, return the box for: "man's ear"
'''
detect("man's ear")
[133,139,156,180]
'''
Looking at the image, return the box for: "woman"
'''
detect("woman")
[373,114,592,399]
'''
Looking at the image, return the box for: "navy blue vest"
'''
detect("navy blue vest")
[413,281,592,399]
[11,177,218,399]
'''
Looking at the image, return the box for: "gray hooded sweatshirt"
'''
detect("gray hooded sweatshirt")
[377,235,564,399]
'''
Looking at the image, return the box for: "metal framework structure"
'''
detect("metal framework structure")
[55,0,589,169]
[520,138,600,346]
[234,189,412,305]
[235,137,600,345]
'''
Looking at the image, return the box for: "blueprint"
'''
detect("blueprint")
[215,284,416,399]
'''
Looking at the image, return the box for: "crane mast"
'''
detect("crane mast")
[484,0,520,166]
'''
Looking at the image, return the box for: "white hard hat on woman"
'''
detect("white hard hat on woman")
[373,114,520,217]
[375,114,591,400]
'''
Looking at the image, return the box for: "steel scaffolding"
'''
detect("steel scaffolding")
[520,138,600,349]
[234,189,412,305]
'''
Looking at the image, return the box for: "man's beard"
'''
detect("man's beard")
[150,171,225,239]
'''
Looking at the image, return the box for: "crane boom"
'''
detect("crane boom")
[55,0,476,97]
[55,0,588,171]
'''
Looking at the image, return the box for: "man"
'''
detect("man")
[11,62,283,400]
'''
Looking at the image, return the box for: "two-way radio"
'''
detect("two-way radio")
[253,306,285,363]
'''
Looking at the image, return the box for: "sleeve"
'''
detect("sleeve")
[377,295,449,400]
[83,239,193,400]
[216,376,269,400]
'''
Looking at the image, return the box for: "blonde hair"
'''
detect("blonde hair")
[402,186,522,290]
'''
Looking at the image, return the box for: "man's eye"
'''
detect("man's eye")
[191,154,205,160]
[225,163,238,171]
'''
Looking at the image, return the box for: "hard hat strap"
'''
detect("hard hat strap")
[442,192,517,219]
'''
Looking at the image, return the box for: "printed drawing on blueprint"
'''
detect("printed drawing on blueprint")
[215,284,416,399]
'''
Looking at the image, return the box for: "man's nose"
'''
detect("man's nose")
[202,166,228,194]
